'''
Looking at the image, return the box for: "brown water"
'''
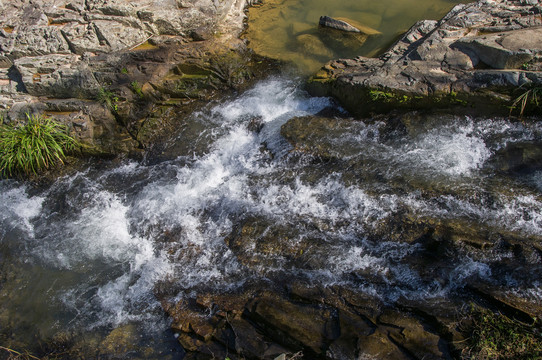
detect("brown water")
[244,0,468,73]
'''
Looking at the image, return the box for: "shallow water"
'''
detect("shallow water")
[244,0,468,73]
[1,78,541,357]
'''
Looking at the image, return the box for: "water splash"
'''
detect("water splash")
[0,78,541,352]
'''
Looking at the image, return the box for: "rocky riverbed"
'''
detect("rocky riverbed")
[1,0,541,360]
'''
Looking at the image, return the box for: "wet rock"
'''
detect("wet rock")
[467,284,542,321]
[100,324,139,356]
[379,310,447,359]
[491,141,542,173]
[247,294,340,354]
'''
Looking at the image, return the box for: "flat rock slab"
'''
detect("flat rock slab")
[308,0,542,116]
[454,27,542,69]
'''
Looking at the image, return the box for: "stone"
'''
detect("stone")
[454,27,542,69]
[247,295,340,354]
[0,0,258,157]
[319,16,381,35]
[381,310,446,359]
[13,54,99,98]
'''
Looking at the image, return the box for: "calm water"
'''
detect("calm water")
[244,0,468,72]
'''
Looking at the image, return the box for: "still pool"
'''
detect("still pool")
[244,0,468,73]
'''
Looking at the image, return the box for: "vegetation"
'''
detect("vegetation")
[0,113,78,177]
[0,346,40,360]
[511,85,542,117]
[368,89,414,104]
[461,306,542,359]
[131,81,144,98]
[96,87,119,112]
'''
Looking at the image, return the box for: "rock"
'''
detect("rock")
[379,310,447,359]
[100,324,139,356]
[296,34,334,58]
[319,16,381,35]
[453,27,542,69]
[308,1,542,116]
[14,54,100,98]
[247,295,340,354]
[491,141,542,172]
[0,0,257,158]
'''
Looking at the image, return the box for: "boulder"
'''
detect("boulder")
[453,27,542,69]
[319,16,381,35]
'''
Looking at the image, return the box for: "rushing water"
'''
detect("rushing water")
[1,78,542,357]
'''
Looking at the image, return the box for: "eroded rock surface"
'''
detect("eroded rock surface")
[308,0,542,116]
[0,0,259,155]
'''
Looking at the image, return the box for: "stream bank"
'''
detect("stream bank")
[0,0,274,159]
[307,0,542,117]
[0,0,541,360]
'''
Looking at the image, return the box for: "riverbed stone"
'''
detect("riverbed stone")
[296,34,334,59]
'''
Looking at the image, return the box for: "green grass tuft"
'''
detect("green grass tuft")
[511,86,542,117]
[96,87,119,112]
[0,113,78,178]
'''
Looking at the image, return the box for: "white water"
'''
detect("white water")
[1,78,541,353]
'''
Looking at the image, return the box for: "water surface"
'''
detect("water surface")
[244,0,468,73]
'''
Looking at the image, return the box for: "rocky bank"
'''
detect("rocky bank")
[308,0,542,116]
[0,0,266,155]
[1,0,542,359]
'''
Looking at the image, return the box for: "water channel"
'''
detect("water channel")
[1,0,541,359]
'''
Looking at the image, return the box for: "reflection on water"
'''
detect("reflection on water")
[244,0,468,73]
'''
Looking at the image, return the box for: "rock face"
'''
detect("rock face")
[308,0,542,117]
[0,0,257,155]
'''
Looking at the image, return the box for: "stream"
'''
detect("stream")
[1,77,541,358]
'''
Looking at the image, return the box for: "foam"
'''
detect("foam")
[0,184,44,237]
